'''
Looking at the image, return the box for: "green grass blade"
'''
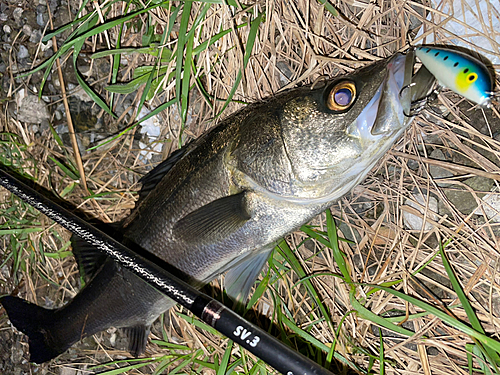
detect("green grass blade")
[350,293,417,337]
[440,244,485,333]
[91,361,156,374]
[86,98,175,151]
[48,156,79,180]
[316,0,339,17]
[281,315,364,373]
[326,210,351,283]
[180,32,194,128]
[277,240,333,327]
[73,37,115,117]
[175,1,193,128]
[217,340,233,375]
[369,283,500,353]
[176,312,220,336]
[440,244,500,369]
[245,271,270,311]
[217,13,263,117]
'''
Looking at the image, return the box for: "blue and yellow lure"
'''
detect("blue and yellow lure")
[415,45,495,107]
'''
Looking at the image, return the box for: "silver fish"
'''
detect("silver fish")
[0,51,435,363]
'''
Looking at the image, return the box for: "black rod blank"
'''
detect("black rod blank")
[0,168,336,375]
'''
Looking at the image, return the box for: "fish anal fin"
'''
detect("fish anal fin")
[174,192,250,244]
[224,247,273,304]
[124,325,151,357]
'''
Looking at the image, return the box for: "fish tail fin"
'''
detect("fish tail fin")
[1,296,66,364]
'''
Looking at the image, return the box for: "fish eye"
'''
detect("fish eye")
[467,72,478,83]
[327,81,356,111]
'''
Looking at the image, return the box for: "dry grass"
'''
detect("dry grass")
[1,0,500,374]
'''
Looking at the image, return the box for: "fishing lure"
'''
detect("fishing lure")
[415,45,495,107]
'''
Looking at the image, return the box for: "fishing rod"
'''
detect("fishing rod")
[0,167,336,375]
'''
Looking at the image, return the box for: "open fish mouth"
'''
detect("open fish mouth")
[350,52,416,139]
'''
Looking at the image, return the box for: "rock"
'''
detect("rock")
[465,176,494,192]
[17,45,29,59]
[59,367,77,375]
[474,191,500,223]
[403,193,439,231]
[22,24,32,37]
[29,29,43,44]
[55,124,68,134]
[3,24,11,34]
[276,61,293,87]
[17,94,50,124]
[138,105,164,161]
[428,149,454,186]
[13,7,23,24]
[442,176,494,215]
[68,83,92,102]
[37,12,46,27]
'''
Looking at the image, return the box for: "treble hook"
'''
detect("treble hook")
[399,82,438,117]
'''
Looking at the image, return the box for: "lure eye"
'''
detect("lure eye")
[327,81,356,111]
[467,72,478,83]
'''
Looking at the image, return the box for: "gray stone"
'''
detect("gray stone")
[276,61,293,87]
[403,193,439,231]
[17,45,29,59]
[442,176,494,215]
[55,124,68,134]
[465,176,494,192]
[29,29,43,44]
[37,12,46,27]
[429,149,454,186]
[54,109,62,121]
[3,25,11,34]
[59,367,77,375]
[40,39,52,52]
[22,24,32,37]
[13,7,23,23]
[474,192,500,223]
[17,94,50,124]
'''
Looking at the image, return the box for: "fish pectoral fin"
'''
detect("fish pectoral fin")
[173,192,251,243]
[124,325,151,357]
[71,221,123,282]
[71,236,108,282]
[224,246,274,303]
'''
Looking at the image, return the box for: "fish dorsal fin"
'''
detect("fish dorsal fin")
[138,146,189,201]
[225,247,273,303]
[124,325,151,357]
[173,192,250,244]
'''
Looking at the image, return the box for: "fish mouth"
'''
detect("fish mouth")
[350,52,416,138]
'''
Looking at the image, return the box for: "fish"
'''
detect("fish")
[415,45,495,107]
[0,51,436,364]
